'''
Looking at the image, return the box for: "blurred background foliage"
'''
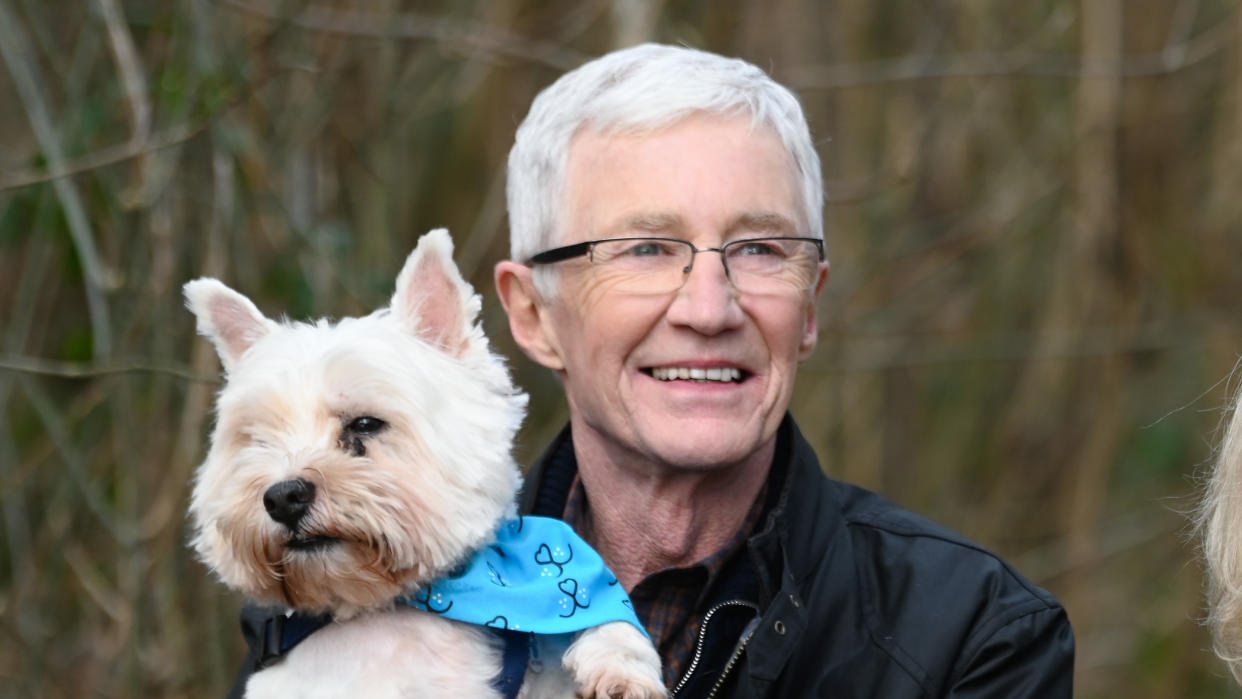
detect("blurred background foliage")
[1,0,1241,696]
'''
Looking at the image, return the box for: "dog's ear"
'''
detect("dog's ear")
[183,278,276,373]
[391,228,479,355]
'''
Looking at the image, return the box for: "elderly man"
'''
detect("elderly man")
[493,44,1073,697]
[230,44,1074,698]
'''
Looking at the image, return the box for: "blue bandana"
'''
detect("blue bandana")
[400,515,648,638]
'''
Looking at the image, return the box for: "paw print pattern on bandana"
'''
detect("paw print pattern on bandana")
[556,578,591,618]
[535,542,573,578]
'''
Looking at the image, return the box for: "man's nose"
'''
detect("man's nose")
[664,251,744,334]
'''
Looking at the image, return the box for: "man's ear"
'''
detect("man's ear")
[494,261,565,371]
[798,260,830,360]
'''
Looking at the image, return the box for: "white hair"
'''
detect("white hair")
[506,43,824,294]
[1201,368,1242,683]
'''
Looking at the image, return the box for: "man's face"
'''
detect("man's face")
[523,115,826,473]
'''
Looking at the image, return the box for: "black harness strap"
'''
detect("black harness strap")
[257,612,333,669]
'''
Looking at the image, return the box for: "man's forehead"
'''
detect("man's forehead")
[557,114,807,243]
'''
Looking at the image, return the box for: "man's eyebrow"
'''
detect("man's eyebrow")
[615,212,684,234]
[607,211,797,237]
[727,212,799,237]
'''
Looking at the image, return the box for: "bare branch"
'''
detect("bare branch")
[0,65,310,191]
[18,374,137,545]
[65,544,129,623]
[96,0,151,145]
[787,7,1238,90]
[217,0,589,71]
[0,0,112,357]
[0,354,220,383]
[0,121,199,191]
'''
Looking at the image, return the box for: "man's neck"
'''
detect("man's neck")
[570,434,774,592]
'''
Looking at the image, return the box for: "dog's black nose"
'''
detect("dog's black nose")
[263,478,316,528]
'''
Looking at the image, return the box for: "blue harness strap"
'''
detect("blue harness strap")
[491,628,532,699]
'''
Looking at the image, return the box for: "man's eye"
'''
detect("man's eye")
[735,241,782,256]
[623,241,668,257]
[346,416,387,435]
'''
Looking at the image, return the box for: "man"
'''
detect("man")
[232,44,1074,697]
[493,44,1073,697]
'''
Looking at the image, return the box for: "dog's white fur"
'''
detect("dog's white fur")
[185,229,665,698]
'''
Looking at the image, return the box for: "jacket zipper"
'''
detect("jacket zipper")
[672,600,759,698]
[705,624,755,699]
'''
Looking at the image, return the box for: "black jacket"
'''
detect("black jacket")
[522,415,1075,698]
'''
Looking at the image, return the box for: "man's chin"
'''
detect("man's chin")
[636,421,772,472]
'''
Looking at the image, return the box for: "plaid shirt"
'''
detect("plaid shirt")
[561,476,768,687]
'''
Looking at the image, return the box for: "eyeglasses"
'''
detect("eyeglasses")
[526,236,825,295]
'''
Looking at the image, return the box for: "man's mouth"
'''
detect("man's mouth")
[286,534,340,552]
[645,366,747,383]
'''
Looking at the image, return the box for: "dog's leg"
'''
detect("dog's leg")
[562,621,666,699]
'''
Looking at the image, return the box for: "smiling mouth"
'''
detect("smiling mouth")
[286,535,340,552]
[645,367,747,383]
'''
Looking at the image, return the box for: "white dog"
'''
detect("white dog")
[184,229,665,698]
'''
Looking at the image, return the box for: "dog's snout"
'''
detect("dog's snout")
[263,478,316,528]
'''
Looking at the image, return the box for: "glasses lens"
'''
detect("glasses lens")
[589,238,691,293]
[725,238,821,294]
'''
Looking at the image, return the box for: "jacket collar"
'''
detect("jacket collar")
[747,416,843,594]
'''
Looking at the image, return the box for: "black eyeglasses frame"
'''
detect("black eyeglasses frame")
[524,236,825,268]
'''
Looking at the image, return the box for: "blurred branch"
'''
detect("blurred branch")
[0,65,310,192]
[0,354,220,383]
[96,0,151,145]
[0,0,112,358]
[1013,507,1180,584]
[816,322,1217,373]
[1162,0,1201,66]
[65,544,128,624]
[19,374,137,545]
[218,0,589,71]
[788,6,1237,90]
[610,0,664,47]
[96,0,156,210]
[0,122,193,190]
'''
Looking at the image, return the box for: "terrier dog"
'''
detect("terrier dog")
[184,229,665,698]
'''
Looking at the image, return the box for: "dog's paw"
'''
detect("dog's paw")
[573,672,667,699]
[564,621,667,699]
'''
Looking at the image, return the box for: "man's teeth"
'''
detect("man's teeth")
[651,367,743,382]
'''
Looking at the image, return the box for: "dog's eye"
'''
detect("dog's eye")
[346,416,387,435]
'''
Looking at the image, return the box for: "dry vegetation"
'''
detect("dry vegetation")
[2,1,1241,696]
